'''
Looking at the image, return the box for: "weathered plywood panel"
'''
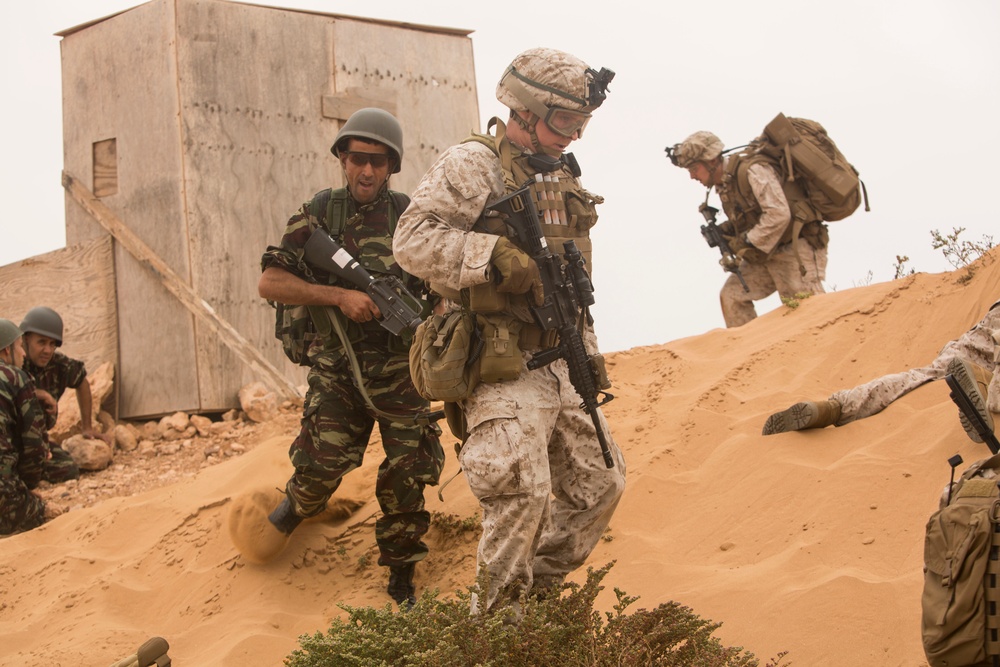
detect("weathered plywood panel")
[331,19,480,187]
[175,0,337,403]
[61,0,200,419]
[0,237,118,414]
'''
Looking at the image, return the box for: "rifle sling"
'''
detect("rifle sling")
[327,307,439,427]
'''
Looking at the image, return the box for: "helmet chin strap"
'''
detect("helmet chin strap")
[511,111,562,158]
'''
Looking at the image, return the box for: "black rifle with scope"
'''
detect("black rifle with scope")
[699,203,750,293]
[487,186,616,469]
[303,228,425,336]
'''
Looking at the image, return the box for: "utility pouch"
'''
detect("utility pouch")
[467,281,509,313]
[477,314,524,384]
[409,309,481,402]
[589,353,612,391]
[799,221,830,250]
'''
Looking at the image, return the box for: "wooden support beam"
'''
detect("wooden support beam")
[62,170,302,401]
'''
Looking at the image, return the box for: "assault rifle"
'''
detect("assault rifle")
[487,187,616,469]
[303,228,424,336]
[699,203,749,293]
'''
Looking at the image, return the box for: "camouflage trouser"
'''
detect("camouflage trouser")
[832,304,1000,423]
[285,346,444,566]
[42,443,80,484]
[0,473,46,535]
[720,240,828,328]
[459,354,627,609]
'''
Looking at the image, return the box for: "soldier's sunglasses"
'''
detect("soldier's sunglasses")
[341,151,391,169]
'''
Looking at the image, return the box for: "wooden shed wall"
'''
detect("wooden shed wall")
[62,0,199,419]
[0,237,118,411]
[60,0,479,419]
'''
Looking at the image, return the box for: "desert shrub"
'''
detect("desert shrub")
[930,226,995,270]
[285,562,788,667]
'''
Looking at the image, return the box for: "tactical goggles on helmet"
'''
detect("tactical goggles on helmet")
[543,107,592,138]
[340,151,392,170]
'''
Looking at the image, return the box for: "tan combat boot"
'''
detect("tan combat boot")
[947,357,994,443]
[762,399,842,436]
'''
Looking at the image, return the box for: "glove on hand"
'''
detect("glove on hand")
[724,233,767,265]
[490,237,544,304]
[719,255,741,272]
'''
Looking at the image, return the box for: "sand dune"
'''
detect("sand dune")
[2,251,997,666]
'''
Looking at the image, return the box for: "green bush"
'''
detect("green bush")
[285,562,788,667]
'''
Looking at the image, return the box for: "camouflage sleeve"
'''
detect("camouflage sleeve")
[744,162,792,254]
[62,355,87,390]
[12,370,47,488]
[984,305,1000,414]
[260,200,323,280]
[393,143,507,292]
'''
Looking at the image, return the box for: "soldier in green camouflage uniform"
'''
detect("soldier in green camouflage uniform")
[0,319,49,535]
[257,109,444,608]
[18,306,101,483]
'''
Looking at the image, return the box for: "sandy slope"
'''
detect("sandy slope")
[1,252,997,666]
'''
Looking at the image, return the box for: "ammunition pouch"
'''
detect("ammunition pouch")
[476,314,523,384]
[590,352,612,391]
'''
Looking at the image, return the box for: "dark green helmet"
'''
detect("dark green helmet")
[330,107,404,173]
[0,319,22,351]
[19,306,63,346]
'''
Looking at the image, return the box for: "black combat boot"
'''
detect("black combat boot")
[387,562,417,610]
[268,496,304,535]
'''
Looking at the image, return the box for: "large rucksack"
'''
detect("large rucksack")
[922,453,1000,667]
[749,112,868,222]
[272,189,410,366]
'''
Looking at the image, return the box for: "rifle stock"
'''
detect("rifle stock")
[487,187,616,468]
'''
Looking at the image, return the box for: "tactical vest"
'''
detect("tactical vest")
[463,117,602,273]
[718,151,826,251]
[308,187,415,356]
[454,117,604,356]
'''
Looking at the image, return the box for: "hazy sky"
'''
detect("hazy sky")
[1,0,997,352]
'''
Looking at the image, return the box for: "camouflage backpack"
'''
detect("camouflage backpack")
[273,188,410,366]
[747,112,869,222]
[922,453,1000,667]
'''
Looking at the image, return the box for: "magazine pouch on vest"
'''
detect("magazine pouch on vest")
[758,113,867,222]
[409,308,482,402]
[476,313,523,384]
[922,453,1000,667]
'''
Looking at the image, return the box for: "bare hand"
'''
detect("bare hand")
[339,291,382,323]
[82,427,114,445]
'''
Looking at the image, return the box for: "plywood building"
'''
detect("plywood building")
[56,0,479,419]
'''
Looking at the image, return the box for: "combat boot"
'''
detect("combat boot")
[107,636,171,667]
[227,489,302,564]
[268,496,304,535]
[947,357,994,443]
[762,399,842,436]
[387,562,417,610]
